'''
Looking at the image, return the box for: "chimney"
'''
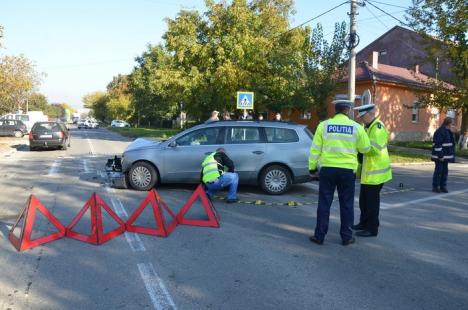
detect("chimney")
[369,51,379,69]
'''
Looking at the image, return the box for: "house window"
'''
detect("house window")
[412,103,419,123]
[300,110,312,120]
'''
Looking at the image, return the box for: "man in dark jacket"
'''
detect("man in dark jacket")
[432,117,456,193]
[201,148,239,203]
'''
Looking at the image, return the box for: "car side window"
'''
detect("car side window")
[225,127,261,144]
[176,128,221,146]
[265,127,299,143]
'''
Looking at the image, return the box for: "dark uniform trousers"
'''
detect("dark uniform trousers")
[359,184,383,234]
[315,167,355,242]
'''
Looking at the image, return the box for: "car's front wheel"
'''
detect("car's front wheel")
[259,165,292,195]
[14,130,23,138]
[128,161,158,191]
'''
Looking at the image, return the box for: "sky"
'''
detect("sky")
[0,0,413,109]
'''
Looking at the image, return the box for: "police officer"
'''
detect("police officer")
[201,147,239,203]
[309,100,371,246]
[352,104,392,237]
[431,117,456,193]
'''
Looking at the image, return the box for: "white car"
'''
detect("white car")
[111,120,130,128]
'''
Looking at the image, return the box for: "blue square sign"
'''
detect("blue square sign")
[237,91,254,109]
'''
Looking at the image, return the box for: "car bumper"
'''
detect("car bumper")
[30,139,65,148]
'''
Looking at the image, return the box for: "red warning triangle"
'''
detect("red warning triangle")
[176,184,220,228]
[9,195,65,251]
[126,189,178,237]
[66,192,125,245]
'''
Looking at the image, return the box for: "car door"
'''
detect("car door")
[222,126,266,182]
[0,120,5,136]
[5,120,16,136]
[162,127,224,183]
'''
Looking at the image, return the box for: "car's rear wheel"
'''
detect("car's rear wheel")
[128,161,158,191]
[260,165,292,195]
[14,130,23,138]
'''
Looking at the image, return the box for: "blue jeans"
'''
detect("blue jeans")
[432,161,448,189]
[205,172,239,200]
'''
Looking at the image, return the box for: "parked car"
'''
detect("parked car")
[117,120,313,194]
[111,120,130,128]
[77,119,88,129]
[0,119,28,137]
[29,121,71,151]
[1,111,48,132]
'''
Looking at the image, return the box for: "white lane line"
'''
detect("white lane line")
[47,159,61,176]
[434,196,468,206]
[137,263,177,310]
[82,159,90,173]
[381,188,468,210]
[86,137,96,156]
[106,187,146,252]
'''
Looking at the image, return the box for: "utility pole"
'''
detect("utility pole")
[348,0,359,105]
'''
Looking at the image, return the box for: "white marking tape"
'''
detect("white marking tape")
[381,188,468,210]
[137,263,177,310]
[47,160,61,176]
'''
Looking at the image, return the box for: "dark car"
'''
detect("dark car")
[29,122,71,151]
[0,119,28,138]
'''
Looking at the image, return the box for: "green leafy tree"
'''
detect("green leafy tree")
[83,91,108,122]
[0,55,43,114]
[406,0,468,148]
[28,93,49,111]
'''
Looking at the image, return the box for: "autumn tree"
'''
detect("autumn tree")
[406,0,468,148]
[83,91,108,122]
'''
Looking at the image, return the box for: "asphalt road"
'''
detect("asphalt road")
[0,127,467,310]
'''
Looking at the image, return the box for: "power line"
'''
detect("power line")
[365,0,408,26]
[366,0,408,10]
[364,3,389,29]
[277,1,350,37]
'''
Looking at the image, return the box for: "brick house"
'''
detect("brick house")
[288,26,460,141]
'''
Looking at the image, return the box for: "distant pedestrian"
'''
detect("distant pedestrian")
[239,110,253,120]
[352,103,392,237]
[274,112,282,121]
[431,117,456,193]
[308,100,370,246]
[205,110,219,123]
[222,111,231,120]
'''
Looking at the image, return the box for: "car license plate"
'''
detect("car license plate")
[40,134,53,138]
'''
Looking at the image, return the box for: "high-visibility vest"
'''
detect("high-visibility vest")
[202,152,222,183]
[360,118,392,185]
[309,114,371,172]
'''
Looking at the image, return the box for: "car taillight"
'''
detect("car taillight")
[29,132,33,140]
[58,131,64,139]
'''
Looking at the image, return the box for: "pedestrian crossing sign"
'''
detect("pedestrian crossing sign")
[237,91,254,109]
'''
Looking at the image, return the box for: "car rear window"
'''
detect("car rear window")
[33,123,61,132]
[265,127,299,143]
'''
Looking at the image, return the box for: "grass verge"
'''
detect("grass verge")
[389,151,430,163]
[391,141,468,159]
[108,127,180,139]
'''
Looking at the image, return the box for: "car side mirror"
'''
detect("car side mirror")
[168,141,177,148]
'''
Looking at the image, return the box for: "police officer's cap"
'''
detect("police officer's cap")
[353,104,375,117]
[332,100,354,108]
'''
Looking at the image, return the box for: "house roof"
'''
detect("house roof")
[344,61,454,89]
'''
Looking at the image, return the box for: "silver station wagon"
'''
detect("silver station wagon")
[119,120,313,194]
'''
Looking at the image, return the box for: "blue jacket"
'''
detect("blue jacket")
[431,127,455,163]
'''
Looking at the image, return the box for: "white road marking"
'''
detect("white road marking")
[381,188,468,210]
[47,159,61,176]
[434,196,468,207]
[82,159,90,173]
[137,263,177,310]
[106,186,146,252]
[86,137,96,156]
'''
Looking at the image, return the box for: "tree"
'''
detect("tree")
[0,55,43,114]
[299,22,347,120]
[28,93,49,111]
[406,0,468,148]
[83,91,108,122]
